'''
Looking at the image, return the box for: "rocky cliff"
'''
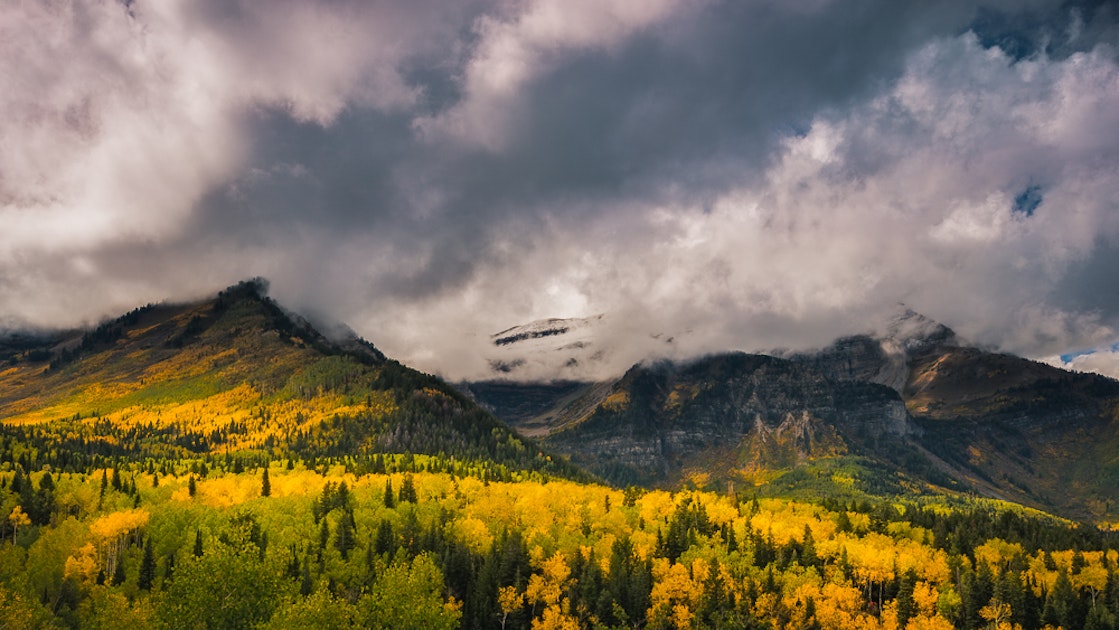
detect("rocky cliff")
[543,353,917,487]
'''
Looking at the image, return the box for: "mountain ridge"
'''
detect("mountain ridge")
[0,279,583,482]
[468,309,1119,522]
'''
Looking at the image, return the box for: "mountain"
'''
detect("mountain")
[788,307,1119,519]
[468,308,1119,521]
[542,353,919,487]
[483,315,611,380]
[0,279,580,480]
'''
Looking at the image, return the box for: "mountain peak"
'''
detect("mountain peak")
[485,315,611,379]
[880,303,960,351]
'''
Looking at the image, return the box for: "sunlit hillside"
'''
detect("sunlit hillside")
[0,280,577,479]
[3,282,1119,629]
[2,462,1117,629]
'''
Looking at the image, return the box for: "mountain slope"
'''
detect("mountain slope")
[0,280,580,480]
[786,308,1119,519]
[541,353,920,489]
[473,308,1119,521]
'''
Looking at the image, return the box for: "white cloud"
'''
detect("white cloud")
[2,1,1119,385]
[414,0,689,149]
[368,33,1119,379]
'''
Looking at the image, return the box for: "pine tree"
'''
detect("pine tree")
[896,568,917,628]
[300,562,314,596]
[139,539,156,590]
[261,466,271,498]
[399,473,417,503]
[335,510,356,559]
[193,529,204,557]
[383,479,395,508]
[188,476,197,498]
[375,519,394,556]
[112,554,127,586]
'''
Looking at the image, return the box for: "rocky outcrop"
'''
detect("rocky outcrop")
[544,353,918,487]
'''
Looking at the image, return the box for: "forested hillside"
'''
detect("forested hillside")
[0,280,579,482]
[3,284,1119,629]
[2,461,1118,629]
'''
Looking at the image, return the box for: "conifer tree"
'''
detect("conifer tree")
[300,563,314,597]
[399,473,417,503]
[139,539,156,590]
[319,519,330,551]
[112,554,127,586]
[193,529,204,557]
[188,476,197,498]
[383,479,395,508]
[261,466,271,498]
[335,510,356,559]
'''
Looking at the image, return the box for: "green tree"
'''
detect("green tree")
[335,510,356,560]
[158,536,286,629]
[262,590,356,630]
[139,539,156,591]
[383,479,395,509]
[356,554,460,630]
[261,467,271,498]
[399,474,417,503]
[896,568,917,627]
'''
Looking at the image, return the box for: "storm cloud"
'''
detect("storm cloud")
[2,0,1118,380]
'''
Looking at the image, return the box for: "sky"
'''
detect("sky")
[2,0,1119,381]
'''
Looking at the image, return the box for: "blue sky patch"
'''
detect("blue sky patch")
[1013,185,1043,217]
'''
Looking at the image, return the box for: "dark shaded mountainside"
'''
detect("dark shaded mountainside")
[464,310,1119,522]
[0,280,581,481]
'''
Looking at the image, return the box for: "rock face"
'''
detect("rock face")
[472,306,1119,521]
[544,353,916,487]
[784,305,961,393]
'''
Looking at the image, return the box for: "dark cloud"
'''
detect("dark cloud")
[2,0,1118,380]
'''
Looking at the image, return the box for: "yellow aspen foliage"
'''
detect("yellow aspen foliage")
[670,603,694,629]
[974,538,1026,573]
[90,509,150,540]
[979,602,1016,628]
[912,581,939,616]
[498,585,523,616]
[64,543,100,582]
[703,499,738,527]
[881,600,901,630]
[690,557,710,585]
[637,490,676,525]
[533,603,580,630]
[648,561,701,627]
[195,475,257,508]
[631,529,659,560]
[905,614,955,630]
[588,535,616,574]
[810,582,869,630]
[846,532,897,587]
[753,592,781,621]
[526,553,571,608]
[454,517,493,555]
[1073,563,1109,601]
[8,505,30,541]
